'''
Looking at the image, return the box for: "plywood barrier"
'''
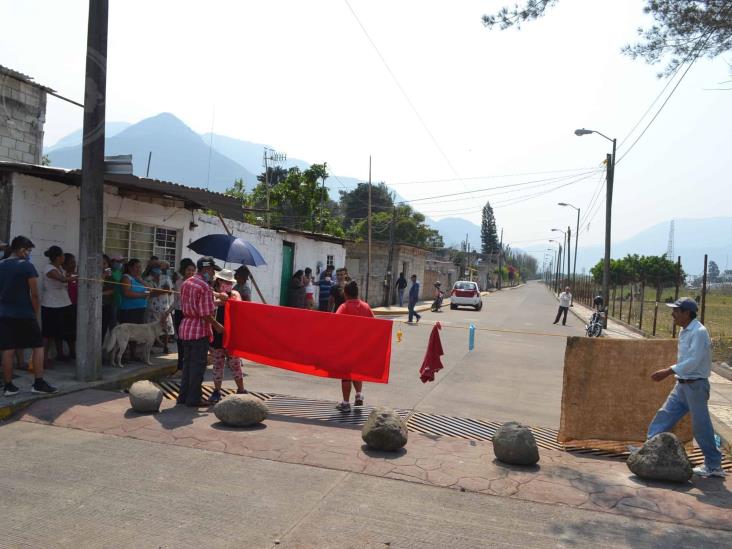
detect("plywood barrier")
[558,337,692,445]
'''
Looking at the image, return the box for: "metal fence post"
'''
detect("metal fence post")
[672,256,681,338]
[639,281,645,331]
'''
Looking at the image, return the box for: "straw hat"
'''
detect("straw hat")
[215,268,236,283]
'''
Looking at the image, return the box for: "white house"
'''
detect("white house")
[0,162,347,305]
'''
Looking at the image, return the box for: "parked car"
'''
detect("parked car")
[450,281,482,310]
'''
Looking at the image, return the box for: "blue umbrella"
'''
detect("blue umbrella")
[188,234,267,267]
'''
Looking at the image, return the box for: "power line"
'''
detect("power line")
[343,0,462,181]
[388,166,599,186]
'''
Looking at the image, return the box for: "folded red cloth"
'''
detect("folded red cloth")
[420,322,444,383]
[224,301,393,383]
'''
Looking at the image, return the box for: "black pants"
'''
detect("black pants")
[173,310,184,370]
[178,337,209,406]
[554,306,569,325]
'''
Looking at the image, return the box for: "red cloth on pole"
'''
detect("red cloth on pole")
[224,301,392,383]
[420,322,444,383]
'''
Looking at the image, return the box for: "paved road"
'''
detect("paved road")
[230,281,584,428]
[3,420,729,549]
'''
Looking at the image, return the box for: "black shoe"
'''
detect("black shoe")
[3,382,20,397]
[31,379,59,394]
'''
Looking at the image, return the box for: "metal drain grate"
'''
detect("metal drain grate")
[154,380,731,471]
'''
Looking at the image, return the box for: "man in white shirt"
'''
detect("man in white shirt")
[647,297,724,478]
[553,286,572,326]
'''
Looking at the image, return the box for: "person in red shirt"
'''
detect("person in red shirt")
[177,256,224,407]
[335,280,374,412]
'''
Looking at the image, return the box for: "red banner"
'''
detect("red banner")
[224,301,393,383]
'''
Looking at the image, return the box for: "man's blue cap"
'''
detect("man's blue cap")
[666,297,698,313]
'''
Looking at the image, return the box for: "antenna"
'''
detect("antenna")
[263,147,287,228]
[666,219,675,259]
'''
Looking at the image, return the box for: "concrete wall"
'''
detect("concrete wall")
[345,241,427,306]
[7,173,345,305]
[0,75,46,164]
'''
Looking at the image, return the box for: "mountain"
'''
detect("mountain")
[46,113,256,192]
[44,122,131,152]
[575,217,732,275]
[427,217,481,249]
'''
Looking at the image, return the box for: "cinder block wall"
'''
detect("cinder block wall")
[0,75,47,164]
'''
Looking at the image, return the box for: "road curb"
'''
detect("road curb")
[0,362,177,422]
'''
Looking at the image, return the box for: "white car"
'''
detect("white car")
[450,281,482,310]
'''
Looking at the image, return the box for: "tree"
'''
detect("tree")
[708,260,720,282]
[339,182,394,227]
[480,201,500,255]
[482,1,732,76]
[349,203,444,249]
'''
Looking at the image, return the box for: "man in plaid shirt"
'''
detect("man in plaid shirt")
[177,256,224,407]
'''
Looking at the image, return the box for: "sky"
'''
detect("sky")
[2,0,731,262]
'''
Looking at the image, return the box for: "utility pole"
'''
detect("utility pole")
[76,0,108,382]
[497,228,503,290]
[263,148,286,229]
[555,245,562,294]
[383,205,397,307]
[366,156,371,302]
[573,208,579,289]
[566,225,571,289]
[602,146,615,325]
[319,161,327,232]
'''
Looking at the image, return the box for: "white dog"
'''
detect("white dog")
[105,314,171,368]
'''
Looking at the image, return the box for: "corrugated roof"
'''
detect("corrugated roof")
[0,65,55,92]
[0,161,244,220]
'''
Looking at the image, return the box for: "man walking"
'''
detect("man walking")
[553,286,572,326]
[335,281,373,411]
[646,298,724,478]
[407,274,421,324]
[0,236,57,396]
[395,272,408,307]
[177,256,223,408]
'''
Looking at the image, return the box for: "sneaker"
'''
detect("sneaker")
[354,394,364,407]
[3,382,20,397]
[692,465,726,478]
[31,379,58,394]
[208,389,222,403]
[335,401,351,412]
[627,445,641,454]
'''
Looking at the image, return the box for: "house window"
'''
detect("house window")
[326,255,335,268]
[105,221,178,265]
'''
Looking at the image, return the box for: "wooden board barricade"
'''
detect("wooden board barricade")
[558,337,692,447]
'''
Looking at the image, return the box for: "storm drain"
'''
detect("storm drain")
[154,380,731,471]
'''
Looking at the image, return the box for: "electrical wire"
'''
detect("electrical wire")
[387,166,600,186]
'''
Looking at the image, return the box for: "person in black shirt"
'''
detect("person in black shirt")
[395,272,408,307]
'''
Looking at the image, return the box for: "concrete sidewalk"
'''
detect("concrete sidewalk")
[6,389,732,546]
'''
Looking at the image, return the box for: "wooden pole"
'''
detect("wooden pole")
[701,254,708,324]
[366,156,372,302]
[76,0,108,382]
[672,256,681,337]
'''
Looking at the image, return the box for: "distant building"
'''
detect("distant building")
[0,65,51,164]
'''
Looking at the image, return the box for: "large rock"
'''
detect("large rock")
[361,407,408,451]
[627,432,692,483]
[492,421,540,465]
[128,380,163,413]
[214,394,268,427]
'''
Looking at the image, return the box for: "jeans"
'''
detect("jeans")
[397,288,405,307]
[408,302,421,323]
[178,337,209,406]
[648,379,722,470]
[554,306,568,325]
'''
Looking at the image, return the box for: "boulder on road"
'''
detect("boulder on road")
[627,432,692,483]
[362,407,408,451]
[128,380,163,413]
[492,421,540,466]
[214,394,269,427]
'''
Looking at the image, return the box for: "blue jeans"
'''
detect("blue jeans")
[408,302,421,323]
[397,288,405,307]
[647,379,722,469]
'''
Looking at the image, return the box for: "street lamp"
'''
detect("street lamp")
[551,228,569,289]
[575,128,616,321]
[558,202,580,290]
[549,239,562,294]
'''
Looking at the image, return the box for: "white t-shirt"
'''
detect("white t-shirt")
[41,264,71,308]
[559,292,572,307]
